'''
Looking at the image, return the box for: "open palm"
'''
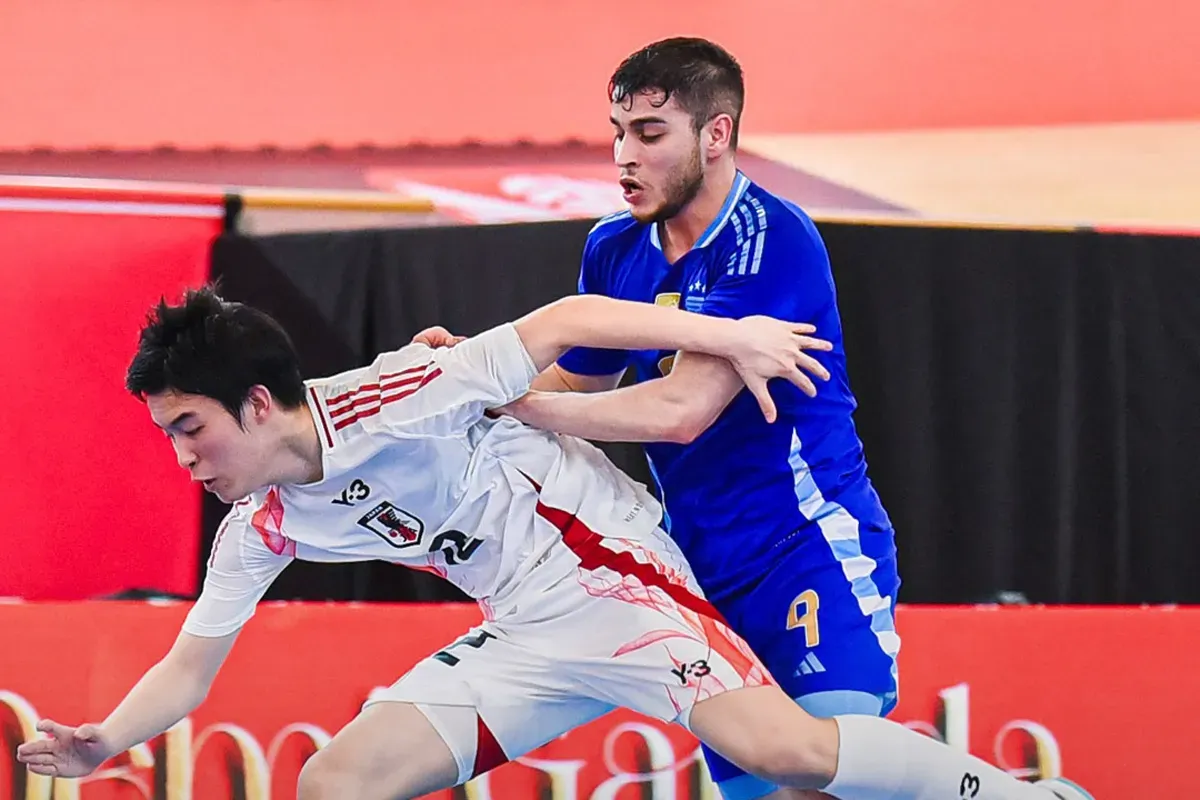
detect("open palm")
[17,719,113,779]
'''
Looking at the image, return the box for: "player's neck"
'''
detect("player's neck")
[270,404,325,486]
[659,159,737,262]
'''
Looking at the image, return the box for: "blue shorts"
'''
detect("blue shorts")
[703,527,901,800]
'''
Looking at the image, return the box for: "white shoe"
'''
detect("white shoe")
[1035,777,1094,799]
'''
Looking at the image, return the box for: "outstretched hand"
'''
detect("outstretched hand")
[17,719,114,779]
[724,317,833,422]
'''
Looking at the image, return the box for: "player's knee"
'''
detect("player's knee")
[297,749,365,800]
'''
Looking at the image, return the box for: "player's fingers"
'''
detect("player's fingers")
[75,724,101,742]
[19,752,60,766]
[747,379,778,423]
[37,720,68,739]
[411,326,456,347]
[26,764,59,777]
[788,322,817,335]
[788,366,818,398]
[17,739,55,756]
[795,352,831,382]
[796,335,833,352]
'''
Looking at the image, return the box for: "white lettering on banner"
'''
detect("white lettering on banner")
[508,758,586,800]
[994,720,1062,782]
[593,721,688,800]
[900,683,1062,781]
[1,684,1063,798]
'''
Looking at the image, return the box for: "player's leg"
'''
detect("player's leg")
[558,535,1088,798]
[297,623,613,800]
[687,684,1091,799]
[296,701,458,800]
[701,536,903,800]
[701,690,886,800]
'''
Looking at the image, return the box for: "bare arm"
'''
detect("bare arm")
[511,295,827,422]
[529,361,625,394]
[100,630,237,752]
[18,629,238,778]
[511,295,742,374]
[505,350,745,444]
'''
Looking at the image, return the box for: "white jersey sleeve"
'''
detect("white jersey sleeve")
[181,498,293,638]
[319,323,539,440]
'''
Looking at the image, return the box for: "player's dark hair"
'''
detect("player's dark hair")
[125,284,305,424]
[609,37,745,148]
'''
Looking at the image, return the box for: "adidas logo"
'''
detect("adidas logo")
[793,652,826,677]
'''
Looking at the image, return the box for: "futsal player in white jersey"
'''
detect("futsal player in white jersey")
[19,286,1088,800]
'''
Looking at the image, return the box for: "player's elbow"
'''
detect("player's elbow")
[662,417,703,444]
[658,396,715,444]
[516,296,595,370]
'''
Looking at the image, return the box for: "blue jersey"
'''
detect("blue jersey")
[558,173,896,603]
[560,172,902,800]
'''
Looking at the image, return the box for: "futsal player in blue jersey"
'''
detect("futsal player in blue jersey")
[414,36,1092,800]
[499,38,898,800]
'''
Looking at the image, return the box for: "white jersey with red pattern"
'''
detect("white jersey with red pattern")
[182,323,666,639]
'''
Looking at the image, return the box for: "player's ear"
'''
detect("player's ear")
[705,114,735,158]
[244,385,273,424]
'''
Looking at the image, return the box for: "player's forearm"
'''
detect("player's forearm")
[530,362,624,394]
[530,363,578,393]
[518,295,737,371]
[99,657,210,754]
[504,385,691,443]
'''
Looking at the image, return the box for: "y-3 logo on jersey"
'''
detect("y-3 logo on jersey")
[332,479,371,507]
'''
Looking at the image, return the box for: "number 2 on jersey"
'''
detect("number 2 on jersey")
[430,530,484,565]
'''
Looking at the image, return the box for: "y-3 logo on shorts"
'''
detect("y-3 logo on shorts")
[670,659,711,686]
[959,772,981,798]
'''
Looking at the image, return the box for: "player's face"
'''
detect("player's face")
[611,90,705,224]
[146,391,270,503]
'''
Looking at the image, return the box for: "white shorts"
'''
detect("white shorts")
[363,522,774,786]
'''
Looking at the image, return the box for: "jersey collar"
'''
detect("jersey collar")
[650,171,751,252]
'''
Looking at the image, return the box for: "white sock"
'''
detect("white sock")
[823,715,1052,800]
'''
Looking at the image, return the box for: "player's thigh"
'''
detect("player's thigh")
[363,623,614,784]
[297,700,458,800]
[555,574,838,789]
[691,543,898,798]
[728,540,901,711]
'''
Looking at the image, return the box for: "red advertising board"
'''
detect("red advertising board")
[1,603,1193,798]
[0,184,223,600]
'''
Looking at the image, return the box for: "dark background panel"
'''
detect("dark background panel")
[207,219,1200,605]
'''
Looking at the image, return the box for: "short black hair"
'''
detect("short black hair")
[125,284,305,423]
[609,37,745,148]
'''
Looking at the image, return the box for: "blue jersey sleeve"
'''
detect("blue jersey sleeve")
[555,232,632,377]
[699,214,837,326]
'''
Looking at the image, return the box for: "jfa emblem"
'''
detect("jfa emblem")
[357,501,425,549]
